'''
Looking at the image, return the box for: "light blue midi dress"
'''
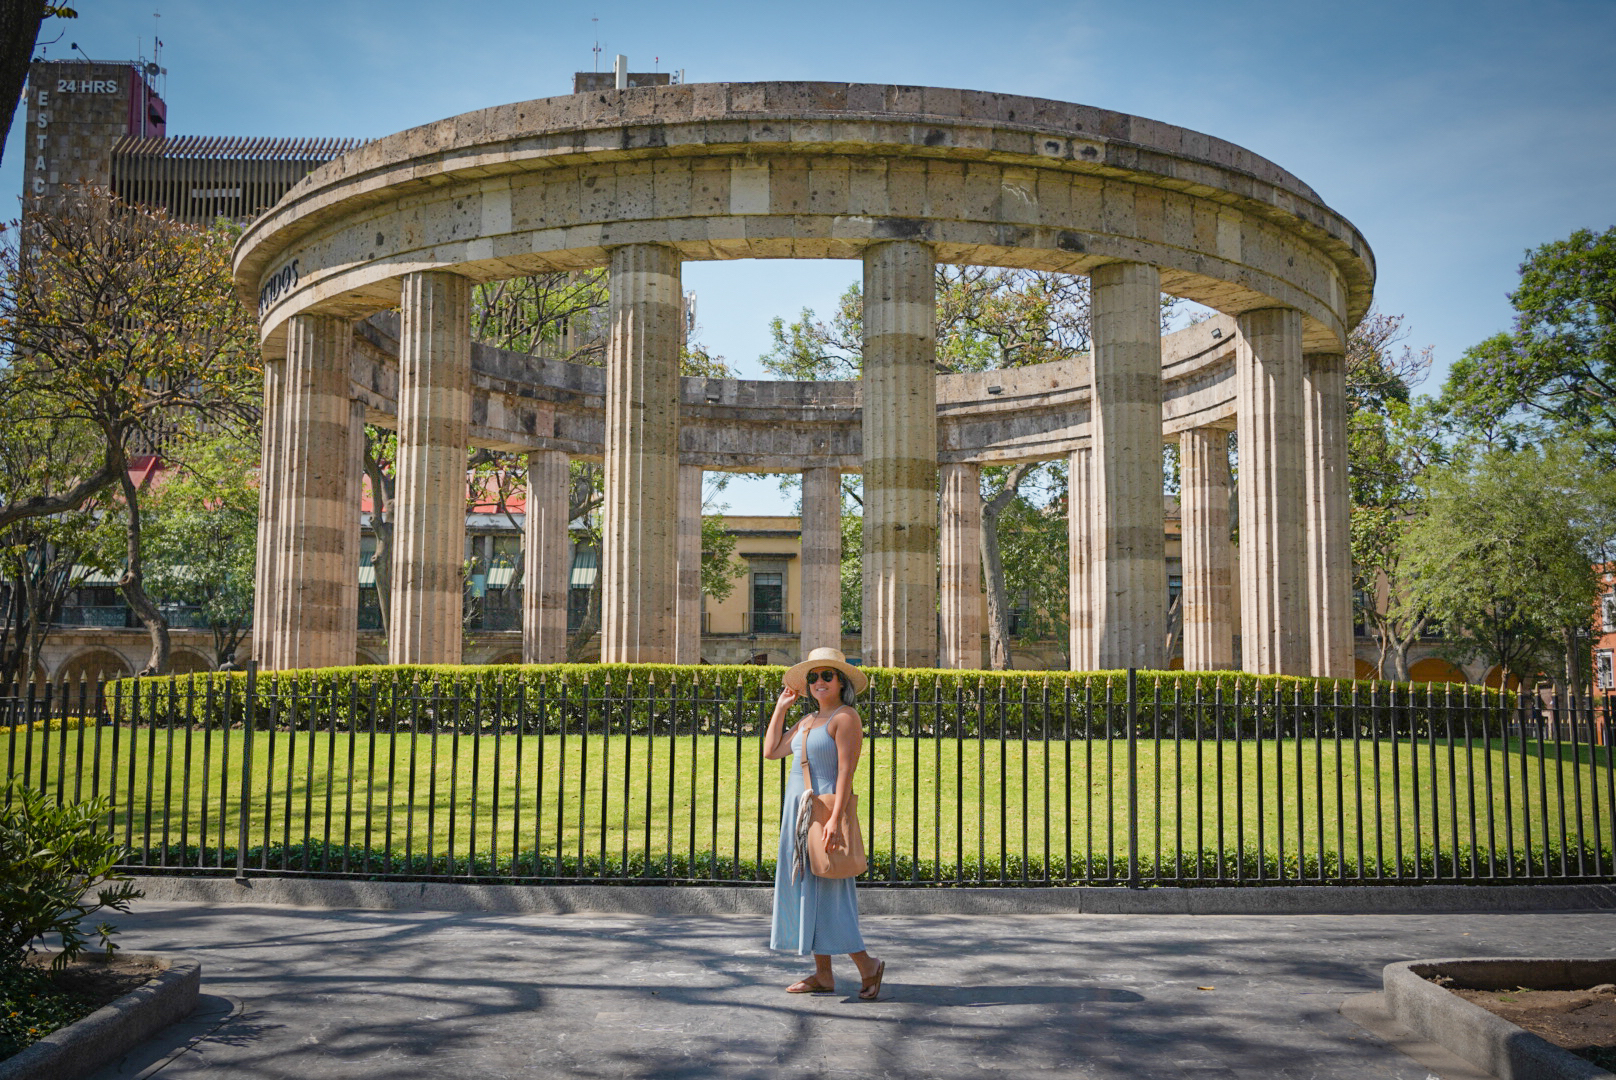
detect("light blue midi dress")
[770,719,866,956]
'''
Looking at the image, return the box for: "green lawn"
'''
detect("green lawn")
[7,723,1614,880]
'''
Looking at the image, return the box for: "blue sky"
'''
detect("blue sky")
[7,0,1612,513]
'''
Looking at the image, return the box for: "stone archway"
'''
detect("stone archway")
[236,82,1371,678]
[1407,657,1467,684]
[55,648,134,687]
[168,649,213,676]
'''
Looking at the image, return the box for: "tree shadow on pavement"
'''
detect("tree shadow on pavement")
[81,901,1616,1079]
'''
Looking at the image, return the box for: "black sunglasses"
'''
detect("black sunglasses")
[805,669,839,684]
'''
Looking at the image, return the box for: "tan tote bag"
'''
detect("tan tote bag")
[800,743,868,879]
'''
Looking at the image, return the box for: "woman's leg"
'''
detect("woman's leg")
[850,949,884,1000]
[786,953,836,993]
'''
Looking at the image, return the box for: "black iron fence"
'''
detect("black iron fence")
[4,669,1614,888]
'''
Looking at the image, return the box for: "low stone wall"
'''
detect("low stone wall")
[0,953,200,1080]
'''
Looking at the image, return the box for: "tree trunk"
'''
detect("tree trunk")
[0,581,21,685]
[0,1,48,168]
[1562,626,1578,699]
[118,467,170,676]
[567,558,603,661]
[1383,637,1411,683]
[2,541,76,686]
[364,439,394,642]
[1164,592,1184,664]
[980,463,1032,671]
[0,442,124,533]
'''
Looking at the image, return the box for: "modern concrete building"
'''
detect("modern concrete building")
[234,80,1376,678]
[22,56,359,223]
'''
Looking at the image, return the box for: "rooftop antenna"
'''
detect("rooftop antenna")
[591,16,601,72]
[152,11,162,68]
[70,42,92,62]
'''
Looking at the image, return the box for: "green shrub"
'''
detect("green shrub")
[112,838,1612,887]
[6,716,98,732]
[0,782,143,971]
[0,964,101,1060]
[109,663,1516,739]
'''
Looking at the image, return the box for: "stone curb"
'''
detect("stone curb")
[121,875,1616,917]
[1382,957,1616,1080]
[0,952,201,1080]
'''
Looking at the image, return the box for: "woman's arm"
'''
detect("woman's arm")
[762,685,801,760]
[824,705,864,849]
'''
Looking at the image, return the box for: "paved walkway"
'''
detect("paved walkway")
[85,900,1616,1079]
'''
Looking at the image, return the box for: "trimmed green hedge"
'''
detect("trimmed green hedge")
[118,839,1612,887]
[106,663,1518,738]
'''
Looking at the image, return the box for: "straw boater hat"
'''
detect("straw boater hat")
[784,647,868,696]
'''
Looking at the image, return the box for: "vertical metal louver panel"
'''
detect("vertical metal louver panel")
[109,134,366,225]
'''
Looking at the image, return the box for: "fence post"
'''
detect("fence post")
[1127,667,1140,888]
[235,661,258,882]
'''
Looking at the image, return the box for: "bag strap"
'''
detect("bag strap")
[798,715,830,805]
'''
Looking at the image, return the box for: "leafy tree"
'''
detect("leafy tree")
[763,267,1096,668]
[1343,311,1439,681]
[143,436,259,667]
[0,189,258,674]
[1443,226,1616,459]
[0,407,113,686]
[762,266,1093,381]
[699,511,745,603]
[985,462,1069,664]
[472,270,609,363]
[1402,443,1616,692]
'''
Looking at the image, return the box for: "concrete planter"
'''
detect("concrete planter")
[0,953,200,1080]
[1383,957,1616,1080]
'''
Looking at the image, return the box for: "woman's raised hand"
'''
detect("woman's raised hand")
[775,685,799,710]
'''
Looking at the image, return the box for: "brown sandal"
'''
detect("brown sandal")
[858,958,885,1001]
[787,975,835,994]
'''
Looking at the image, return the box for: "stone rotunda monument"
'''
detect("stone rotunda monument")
[232,82,1373,677]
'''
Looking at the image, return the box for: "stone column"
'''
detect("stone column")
[1236,308,1310,675]
[1179,427,1234,670]
[1090,262,1166,670]
[251,355,285,669]
[675,464,704,664]
[523,449,570,664]
[800,466,843,655]
[938,462,982,669]
[269,314,356,670]
[1305,351,1354,678]
[390,271,471,665]
[1067,446,1095,671]
[861,240,937,669]
[601,243,682,663]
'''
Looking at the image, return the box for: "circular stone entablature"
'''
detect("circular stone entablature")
[235,82,1374,359]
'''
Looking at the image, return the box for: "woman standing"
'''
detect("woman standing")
[763,646,886,1000]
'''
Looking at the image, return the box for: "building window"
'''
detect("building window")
[751,572,784,634]
[1602,593,1616,633]
[1598,650,1614,691]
